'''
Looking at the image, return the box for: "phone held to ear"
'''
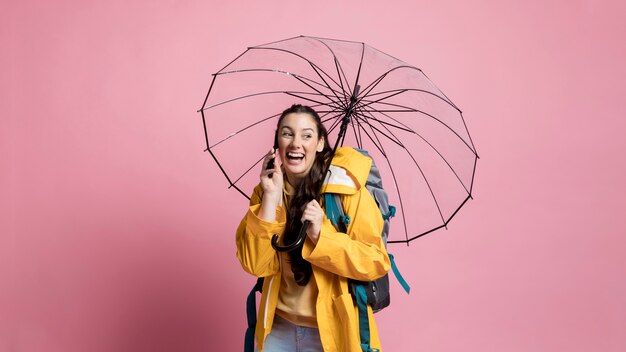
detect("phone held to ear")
[267,141,279,178]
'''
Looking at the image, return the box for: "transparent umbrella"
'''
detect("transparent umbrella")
[199,35,478,245]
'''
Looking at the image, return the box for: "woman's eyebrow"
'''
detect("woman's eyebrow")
[280,127,314,132]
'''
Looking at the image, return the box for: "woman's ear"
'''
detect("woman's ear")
[316,137,325,152]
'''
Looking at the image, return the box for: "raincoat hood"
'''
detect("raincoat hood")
[321,146,372,195]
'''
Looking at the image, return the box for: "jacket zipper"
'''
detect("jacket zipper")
[263,275,274,329]
[264,253,281,329]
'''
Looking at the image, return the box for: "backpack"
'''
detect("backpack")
[324,149,410,352]
[244,149,410,352]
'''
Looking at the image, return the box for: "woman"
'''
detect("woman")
[236,104,391,351]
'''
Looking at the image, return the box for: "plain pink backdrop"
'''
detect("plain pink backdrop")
[2,0,625,351]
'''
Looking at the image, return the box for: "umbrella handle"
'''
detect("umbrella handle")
[271,220,309,252]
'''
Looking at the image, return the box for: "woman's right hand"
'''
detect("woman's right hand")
[260,148,283,206]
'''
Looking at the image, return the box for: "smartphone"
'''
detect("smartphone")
[266,140,279,178]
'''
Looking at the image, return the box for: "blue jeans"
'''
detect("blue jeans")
[261,314,323,352]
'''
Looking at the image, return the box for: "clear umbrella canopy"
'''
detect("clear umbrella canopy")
[200,35,478,244]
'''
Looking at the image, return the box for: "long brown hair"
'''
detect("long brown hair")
[275,104,331,286]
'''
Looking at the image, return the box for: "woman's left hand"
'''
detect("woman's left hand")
[302,200,324,244]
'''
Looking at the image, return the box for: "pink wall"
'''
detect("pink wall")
[2,0,625,351]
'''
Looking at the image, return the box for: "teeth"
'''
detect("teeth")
[288,152,304,158]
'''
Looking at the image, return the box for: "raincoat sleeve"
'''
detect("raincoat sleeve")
[235,185,284,277]
[302,186,391,282]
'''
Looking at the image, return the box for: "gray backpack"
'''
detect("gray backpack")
[324,149,410,351]
[324,149,410,310]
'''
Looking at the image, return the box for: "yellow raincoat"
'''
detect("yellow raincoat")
[236,146,391,351]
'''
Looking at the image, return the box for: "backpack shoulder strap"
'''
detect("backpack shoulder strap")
[244,277,264,352]
[324,193,349,233]
[324,193,378,352]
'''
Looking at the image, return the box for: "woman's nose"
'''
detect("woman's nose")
[290,136,302,147]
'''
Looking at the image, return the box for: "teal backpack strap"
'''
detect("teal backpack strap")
[388,253,411,294]
[355,285,379,352]
[244,277,263,352]
[324,193,348,233]
[382,205,396,220]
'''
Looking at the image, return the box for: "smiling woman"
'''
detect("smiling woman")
[235,104,391,351]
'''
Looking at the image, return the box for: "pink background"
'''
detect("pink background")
[2,1,625,351]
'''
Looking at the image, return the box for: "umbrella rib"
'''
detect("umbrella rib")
[320,109,347,134]
[361,108,473,194]
[208,93,345,150]
[347,112,451,242]
[204,90,335,150]
[335,57,351,103]
[207,110,278,149]
[200,73,218,113]
[324,111,348,136]
[248,47,348,95]
[352,42,366,98]
[213,48,251,76]
[420,69,478,154]
[353,117,410,243]
[354,116,404,148]
[358,99,477,155]
[357,65,461,113]
[361,89,476,153]
[310,37,352,102]
[204,139,250,200]
[361,87,460,115]
[352,108,405,148]
[353,105,414,133]
[283,91,336,109]
[350,112,386,156]
[289,72,347,107]
[199,77,217,150]
[302,37,352,102]
[307,63,345,103]
[228,153,266,191]
[250,35,303,49]
[202,87,326,112]
[358,108,448,232]
[388,193,473,243]
[318,109,343,126]
[418,69,463,117]
[215,67,343,100]
[349,112,364,149]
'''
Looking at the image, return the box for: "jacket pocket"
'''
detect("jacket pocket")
[332,293,360,352]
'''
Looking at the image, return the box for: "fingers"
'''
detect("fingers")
[301,200,323,222]
[302,200,323,243]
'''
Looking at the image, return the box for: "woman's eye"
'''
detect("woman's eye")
[303,134,312,139]
[281,132,293,137]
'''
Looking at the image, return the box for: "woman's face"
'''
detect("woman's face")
[277,112,325,185]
